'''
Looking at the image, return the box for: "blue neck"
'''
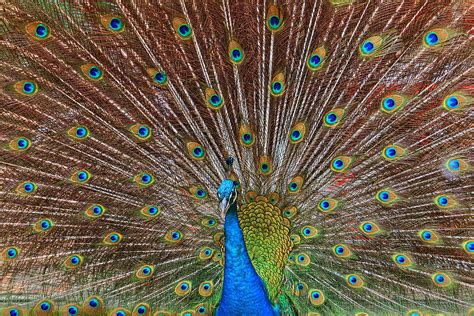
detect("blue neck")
[216,205,277,316]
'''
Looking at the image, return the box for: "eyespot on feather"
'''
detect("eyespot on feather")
[307,47,327,71]
[129,124,152,141]
[100,15,125,33]
[175,281,192,296]
[317,197,339,213]
[228,40,245,65]
[67,126,90,141]
[346,274,364,288]
[103,232,123,246]
[64,254,84,269]
[382,145,407,161]
[136,264,154,279]
[85,204,106,219]
[33,218,54,233]
[418,229,440,244]
[330,156,353,172]
[375,188,399,206]
[16,181,37,195]
[133,172,155,187]
[3,306,25,316]
[380,94,410,113]
[2,246,20,261]
[445,157,469,173]
[266,5,284,32]
[147,68,168,87]
[289,122,306,144]
[257,156,273,175]
[70,170,92,184]
[132,303,151,316]
[282,205,297,219]
[359,221,381,237]
[332,244,352,258]
[308,289,325,306]
[462,240,474,255]
[165,230,184,243]
[198,280,213,297]
[14,80,39,96]
[172,17,193,40]
[301,226,318,239]
[205,87,224,110]
[60,304,82,316]
[431,272,452,288]
[270,72,286,96]
[81,64,104,81]
[392,253,414,268]
[323,108,345,127]
[290,234,301,245]
[442,91,471,111]
[423,27,456,48]
[109,308,131,316]
[239,124,256,147]
[288,175,304,194]
[8,137,32,152]
[295,252,311,266]
[433,194,457,210]
[33,299,56,316]
[358,35,383,57]
[82,296,105,314]
[185,141,206,160]
[25,21,51,40]
[198,247,214,260]
[293,281,308,296]
[188,185,208,200]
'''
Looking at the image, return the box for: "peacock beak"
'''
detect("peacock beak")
[219,197,229,219]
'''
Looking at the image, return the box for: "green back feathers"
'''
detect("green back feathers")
[238,193,293,301]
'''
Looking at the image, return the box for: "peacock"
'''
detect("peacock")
[0,0,473,315]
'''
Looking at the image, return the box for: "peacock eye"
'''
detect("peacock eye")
[40,302,51,311]
[7,248,18,259]
[425,32,439,46]
[209,94,222,107]
[179,24,191,37]
[462,240,474,254]
[109,17,124,31]
[431,272,451,287]
[154,72,167,84]
[361,40,375,54]
[383,97,395,110]
[197,189,206,198]
[268,16,281,29]
[272,82,283,93]
[175,280,192,296]
[35,24,48,37]
[308,54,322,67]
[231,49,242,60]
[25,21,51,40]
[326,113,337,123]
[194,146,204,158]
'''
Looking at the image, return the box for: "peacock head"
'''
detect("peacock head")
[217,157,239,218]
[217,179,238,218]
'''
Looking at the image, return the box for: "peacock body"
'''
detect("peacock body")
[0,0,473,315]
